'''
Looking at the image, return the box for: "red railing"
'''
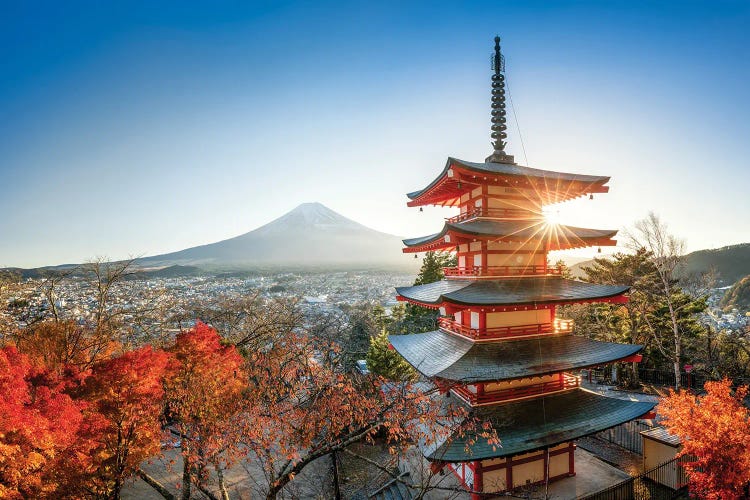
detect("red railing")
[438,317,574,341]
[443,265,562,278]
[452,373,580,405]
[445,206,536,223]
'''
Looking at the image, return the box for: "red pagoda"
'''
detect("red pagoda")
[389,37,655,497]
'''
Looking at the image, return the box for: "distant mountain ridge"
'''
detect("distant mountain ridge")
[569,243,750,285]
[136,202,411,270]
[682,243,750,285]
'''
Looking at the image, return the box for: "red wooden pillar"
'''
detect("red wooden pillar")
[481,240,488,274]
[474,460,483,498]
[479,310,487,337]
[506,456,513,490]
[481,183,488,218]
[568,442,576,476]
[477,382,485,397]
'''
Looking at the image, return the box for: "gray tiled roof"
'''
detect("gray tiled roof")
[389,331,642,382]
[395,277,629,306]
[407,157,610,200]
[641,426,681,447]
[428,389,655,461]
[403,219,617,247]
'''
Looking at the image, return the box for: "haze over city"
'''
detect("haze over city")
[2,0,749,267]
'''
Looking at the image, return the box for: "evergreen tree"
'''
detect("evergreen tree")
[366,330,417,381]
[367,252,456,380]
[569,248,709,386]
[413,251,456,285]
[552,259,573,279]
[567,250,660,385]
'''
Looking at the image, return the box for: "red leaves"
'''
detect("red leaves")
[165,322,248,480]
[658,379,750,500]
[0,346,85,499]
[77,346,170,496]
[2,320,492,497]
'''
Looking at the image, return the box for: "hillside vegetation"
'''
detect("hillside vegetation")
[682,243,750,285]
[570,243,750,285]
[719,274,750,312]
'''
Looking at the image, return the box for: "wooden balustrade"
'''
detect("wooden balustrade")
[452,374,580,405]
[443,265,562,278]
[445,206,537,223]
[438,317,573,341]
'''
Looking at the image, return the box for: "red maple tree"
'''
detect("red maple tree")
[164,322,247,500]
[0,346,85,499]
[76,345,171,499]
[658,378,750,500]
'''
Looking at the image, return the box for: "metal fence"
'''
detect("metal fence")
[578,455,691,500]
[588,366,750,391]
[594,419,652,454]
[637,369,706,390]
[587,367,704,389]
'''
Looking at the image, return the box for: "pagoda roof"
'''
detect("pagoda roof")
[395,277,629,308]
[407,157,611,207]
[427,389,655,461]
[389,331,642,383]
[402,219,617,253]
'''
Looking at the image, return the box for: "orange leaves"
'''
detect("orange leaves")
[14,320,120,373]
[75,345,170,496]
[243,330,486,496]
[164,322,248,483]
[2,319,489,497]
[658,379,750,500]
[0,346,85,499]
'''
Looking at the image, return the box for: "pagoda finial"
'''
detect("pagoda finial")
[486,36,514,164]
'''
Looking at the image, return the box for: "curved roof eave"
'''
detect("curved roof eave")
[425,389,656,462]
[406,157,611,201]
[402,220,618,249]
[389,330,643,382]
[395,278,630,307]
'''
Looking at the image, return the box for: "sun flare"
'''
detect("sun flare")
[543,207,562,226]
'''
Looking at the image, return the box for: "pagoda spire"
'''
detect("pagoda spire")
[486,36,514,164]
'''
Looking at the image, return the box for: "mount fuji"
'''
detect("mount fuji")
[138,202,411,270]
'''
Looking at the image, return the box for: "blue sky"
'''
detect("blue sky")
[1,1,749,267]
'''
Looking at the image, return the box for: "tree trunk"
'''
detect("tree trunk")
[137,469,176,500]
[667,299,681,390]
[332,451,341,500]
[216,464,230,500]
[113,426,123,500]
[181,455,191,500]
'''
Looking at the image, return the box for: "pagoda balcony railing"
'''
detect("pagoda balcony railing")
[452,373,580,405]
[443,264,562,278]
[445,206,536,223]
[438,317,574,341]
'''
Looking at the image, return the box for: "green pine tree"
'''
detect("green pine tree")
[366,330,417,381]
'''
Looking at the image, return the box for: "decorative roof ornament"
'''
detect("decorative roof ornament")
[486,36,515,164]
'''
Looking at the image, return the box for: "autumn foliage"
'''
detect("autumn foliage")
[658,379,750,500]
[165,322,248,500]
[78,346,170,498]
[0,346,84,499]
[1,318,489,499]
